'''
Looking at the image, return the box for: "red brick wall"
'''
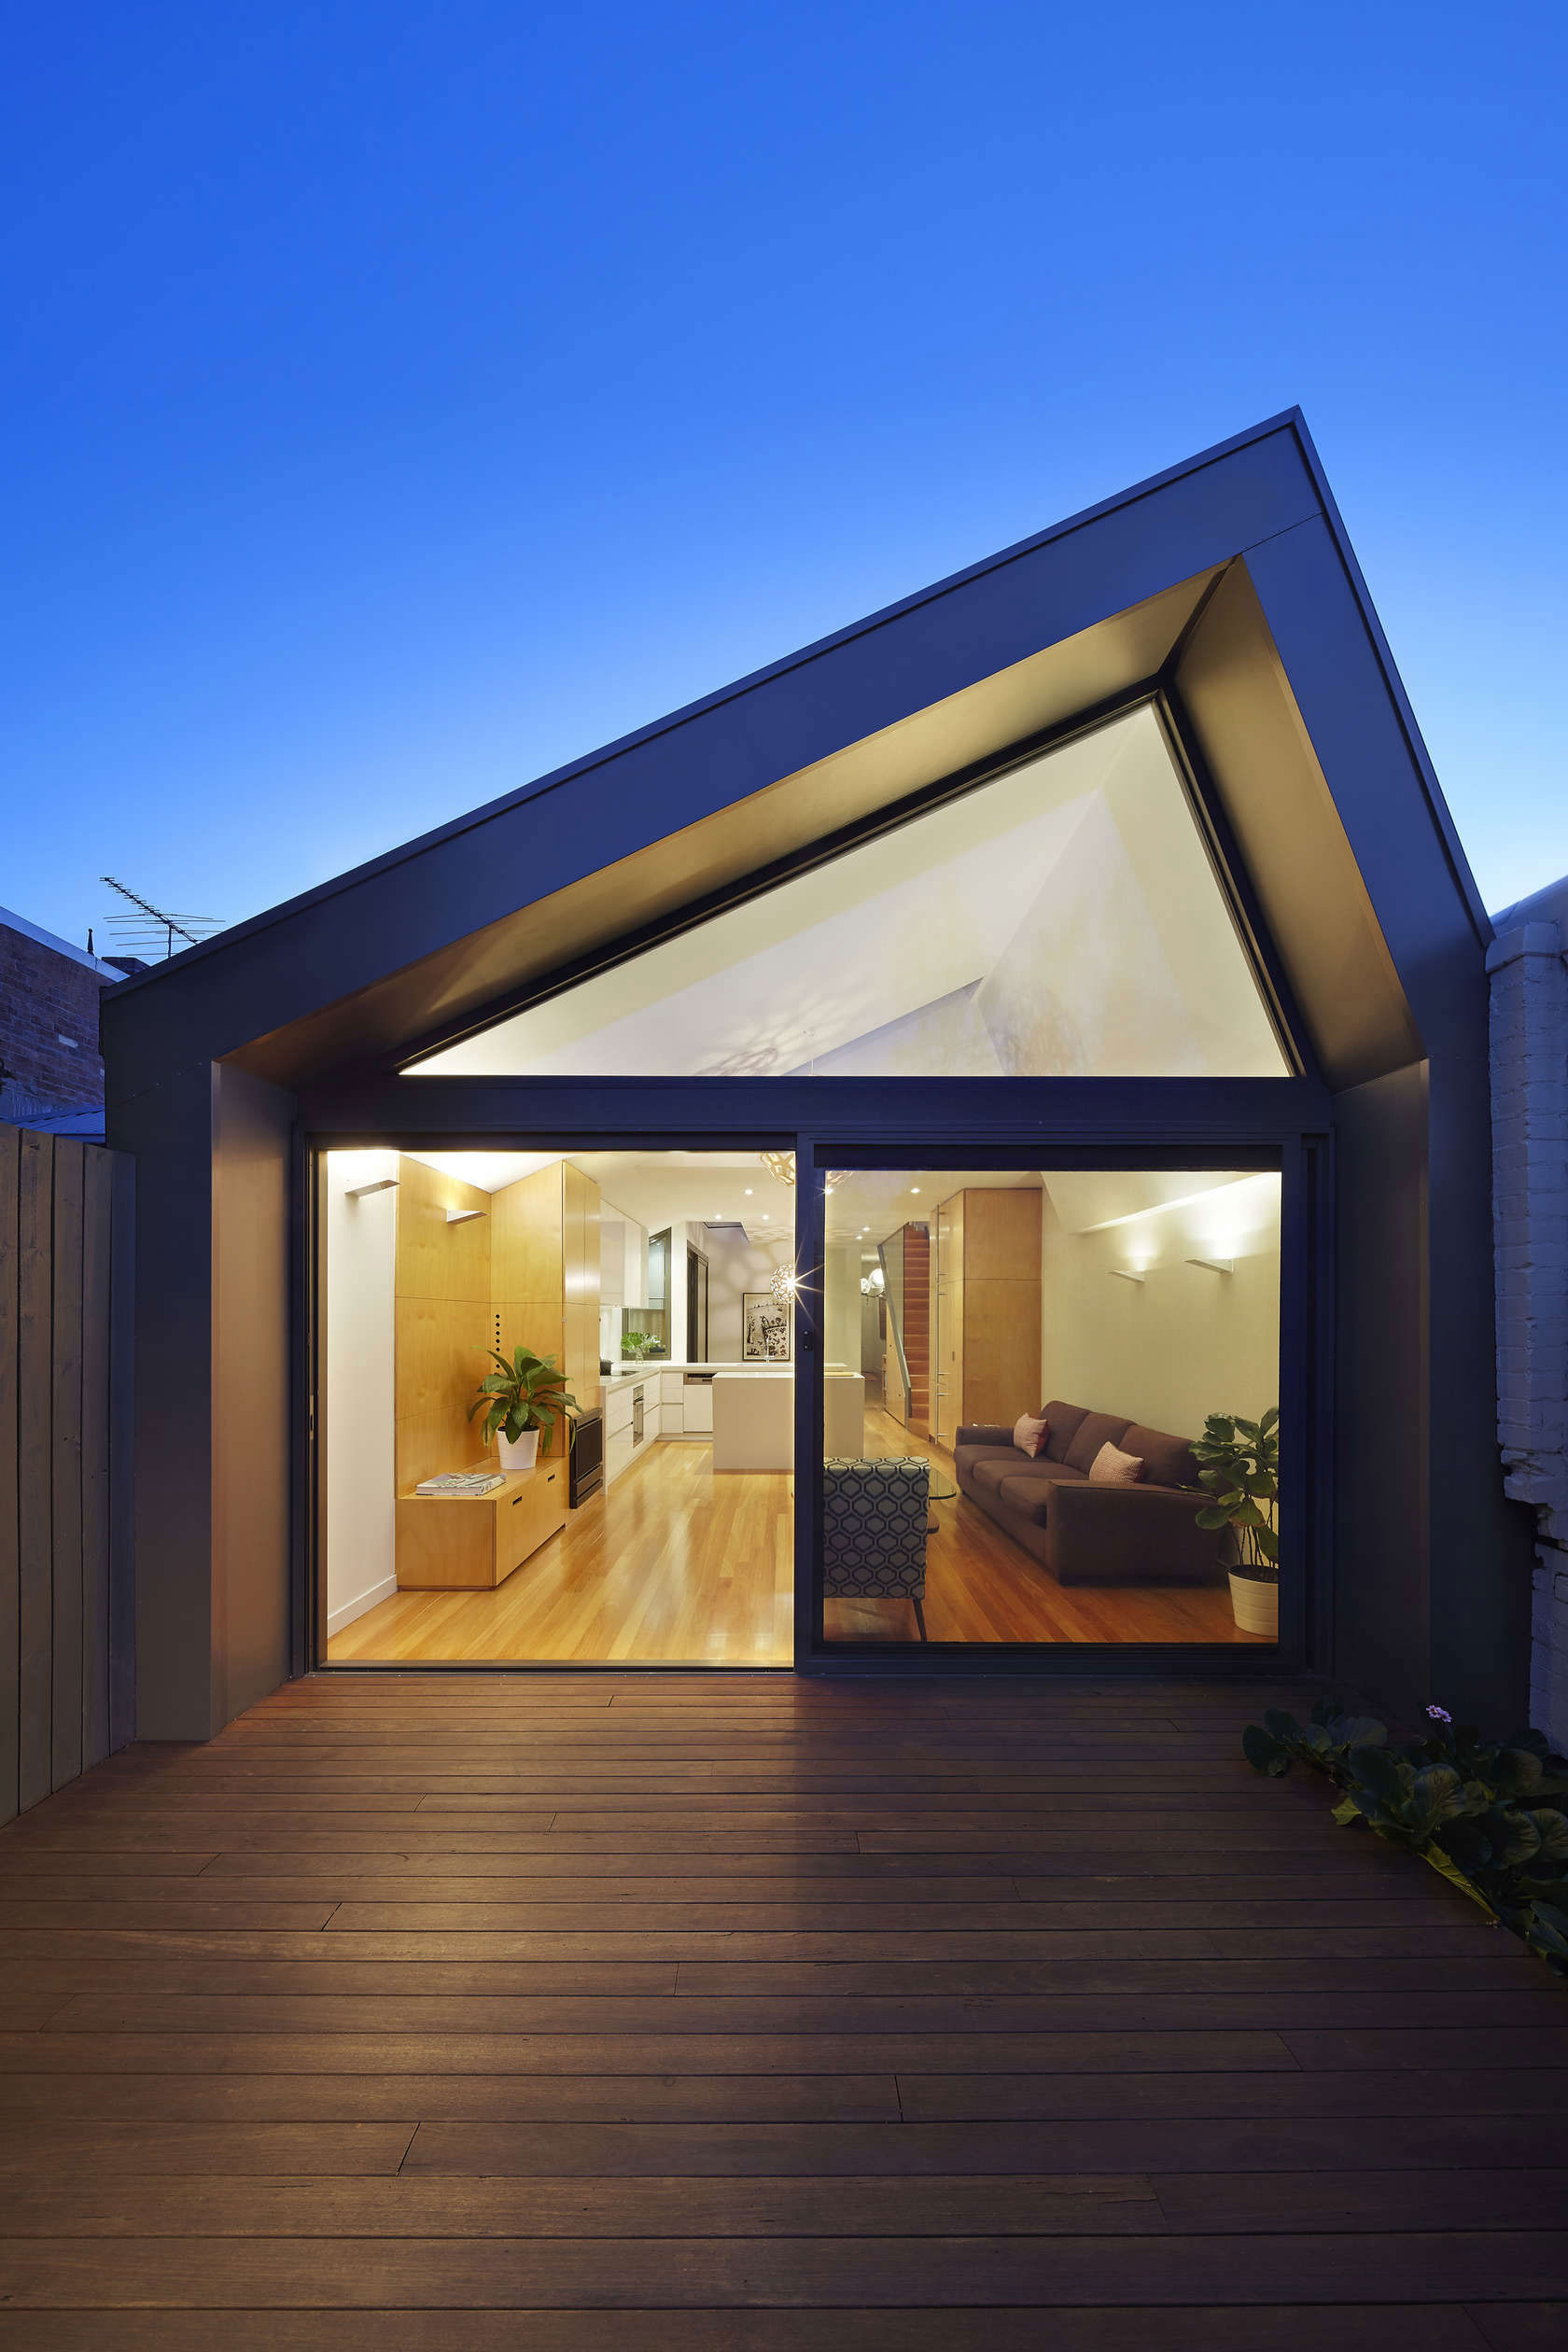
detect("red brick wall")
[0,923,107,1112]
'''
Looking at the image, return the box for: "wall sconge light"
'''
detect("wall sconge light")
[446,1208,485,1225]
[1107,1267,1145,1285]
[1185,1255,1235,1276]
[345,1177,399,1199]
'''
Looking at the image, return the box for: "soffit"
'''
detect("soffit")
[1174,560,1423,1090]
[226,570,1213,1088]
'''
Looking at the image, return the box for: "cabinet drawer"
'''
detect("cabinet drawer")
[605,1386,633,1436]
[659,1373,684,1404]
[497,1465,565,1576]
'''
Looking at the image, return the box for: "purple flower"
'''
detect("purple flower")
[1426,1704,1452,1723]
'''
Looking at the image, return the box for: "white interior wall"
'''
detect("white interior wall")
[861,1288,883,1378]
[823,1244,864,1375]
[324,1151,398,1635]
[706,1225,796,1361]
[1040,1174,1281,1441]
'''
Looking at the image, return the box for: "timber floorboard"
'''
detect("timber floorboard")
[326,1406,1254,1662]
[0,1673,1561,2345]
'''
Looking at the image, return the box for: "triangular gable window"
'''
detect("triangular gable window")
[409,707,1288,1080]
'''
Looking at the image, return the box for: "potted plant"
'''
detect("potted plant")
[1192,1407,1280,1637]
[468,1345,579,1472]
[621,1330,665,1361]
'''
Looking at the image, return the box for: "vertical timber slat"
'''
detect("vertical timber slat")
[50,1137,85,1790]
[16,1128,53,1810]
[0,1126,18,1825]
[2,1121,133,1813]
[80,1146,114,1769]
[107,1147,135,1753]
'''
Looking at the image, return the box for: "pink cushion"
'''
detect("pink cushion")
[1013,1412,1049,1458]
[1088,1440,1144,1487]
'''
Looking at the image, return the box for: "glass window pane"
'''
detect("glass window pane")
[321,1147,794,1667]
[410,707,1287,1080]
[820,1167,1281,1647]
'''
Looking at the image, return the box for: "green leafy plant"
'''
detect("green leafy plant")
[1244,1696,1568,1979]
[621,1330,665,1361]
[467,1345,579,1452]
[1193,1407,1279,1581]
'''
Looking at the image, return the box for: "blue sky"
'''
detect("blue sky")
[4,1,1565,952]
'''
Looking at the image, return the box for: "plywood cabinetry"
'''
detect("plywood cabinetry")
[931,1188,1041,1449]
[394,1463,566,1589]
[490,1160,601,1455]
[393,1158,492,1496]
[390,1155,599,1589]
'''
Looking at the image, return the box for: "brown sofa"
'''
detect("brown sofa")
[953,1398,1233,1586]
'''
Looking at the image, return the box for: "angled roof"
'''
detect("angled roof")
[101,411,1488,1102]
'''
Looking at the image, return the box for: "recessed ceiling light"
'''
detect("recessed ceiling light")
[744,1188,752,1196]
[910,1187,921,1195]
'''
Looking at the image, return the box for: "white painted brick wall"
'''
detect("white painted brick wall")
[1489,917,1568,1746]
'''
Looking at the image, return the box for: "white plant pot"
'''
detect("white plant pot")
[1229,1572,1279,1638]
[497,1429,539,1472]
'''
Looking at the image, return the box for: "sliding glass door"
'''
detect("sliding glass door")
[800,1141,1315,1669]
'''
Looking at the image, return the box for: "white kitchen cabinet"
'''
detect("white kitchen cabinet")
[682,1380,714,1435]
[600,1209,626,1309]
[624,1219,648,1309]
[659,1373,684,1406]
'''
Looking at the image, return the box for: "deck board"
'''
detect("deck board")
[0,1668,1561,2342]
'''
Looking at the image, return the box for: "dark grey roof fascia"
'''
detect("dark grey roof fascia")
[1281,427,1491,950]
[102,408,1325,1003]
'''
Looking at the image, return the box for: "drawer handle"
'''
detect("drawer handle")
[511,1495,523,1507]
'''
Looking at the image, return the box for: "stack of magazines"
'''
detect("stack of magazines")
[414,1471,505,1497]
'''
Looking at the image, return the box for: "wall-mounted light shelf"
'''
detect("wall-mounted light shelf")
[446,1208,485,1225]
[1107,1267,1145,1284]
[346,1177,399,1198]
[1185,1255,1234,1275]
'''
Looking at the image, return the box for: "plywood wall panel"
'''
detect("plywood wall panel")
[394,1157,491,1301]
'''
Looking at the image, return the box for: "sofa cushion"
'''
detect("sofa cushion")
[954,1443,1020,1487]
[1121,1423,1200,1491]
[970,1454,1024,1500]
[1013,1411,1049,1458]
[1041,1401,1089,1463]
[1088,1440,1144,1487]
[998,1465,1085,1527]
[1063,1409,1133,1472]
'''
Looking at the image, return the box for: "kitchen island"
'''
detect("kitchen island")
[601,1361,864,1485]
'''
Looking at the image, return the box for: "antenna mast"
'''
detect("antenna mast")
[100,877,225,962]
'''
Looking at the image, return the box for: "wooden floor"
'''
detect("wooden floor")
[329,1409,1250,1665]
[0,1672,1563,2346]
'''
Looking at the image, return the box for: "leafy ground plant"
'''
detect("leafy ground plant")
[1244,1697,1568,1978]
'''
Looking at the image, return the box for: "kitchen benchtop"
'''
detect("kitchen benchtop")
[601,1361,789,1391]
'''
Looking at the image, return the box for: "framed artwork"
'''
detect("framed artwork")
[742,1292,791,1361]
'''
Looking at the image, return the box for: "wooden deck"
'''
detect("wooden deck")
[0,1670,1564,2347]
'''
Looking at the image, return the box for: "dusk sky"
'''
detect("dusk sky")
[5,2,1565,953]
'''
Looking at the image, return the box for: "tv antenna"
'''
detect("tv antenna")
[100,876,225,962]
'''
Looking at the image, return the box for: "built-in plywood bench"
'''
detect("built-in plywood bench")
[393,1461,566,1589]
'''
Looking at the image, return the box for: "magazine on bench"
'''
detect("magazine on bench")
[414,1471,506,1497]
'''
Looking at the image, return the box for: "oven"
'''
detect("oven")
[569,1408,603,1507]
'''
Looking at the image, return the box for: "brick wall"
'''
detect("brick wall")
[0,920,108,1114]
[1489,917,1568,1747]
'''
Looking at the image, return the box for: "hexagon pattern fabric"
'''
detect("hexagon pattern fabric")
[822,1457,929,1599]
